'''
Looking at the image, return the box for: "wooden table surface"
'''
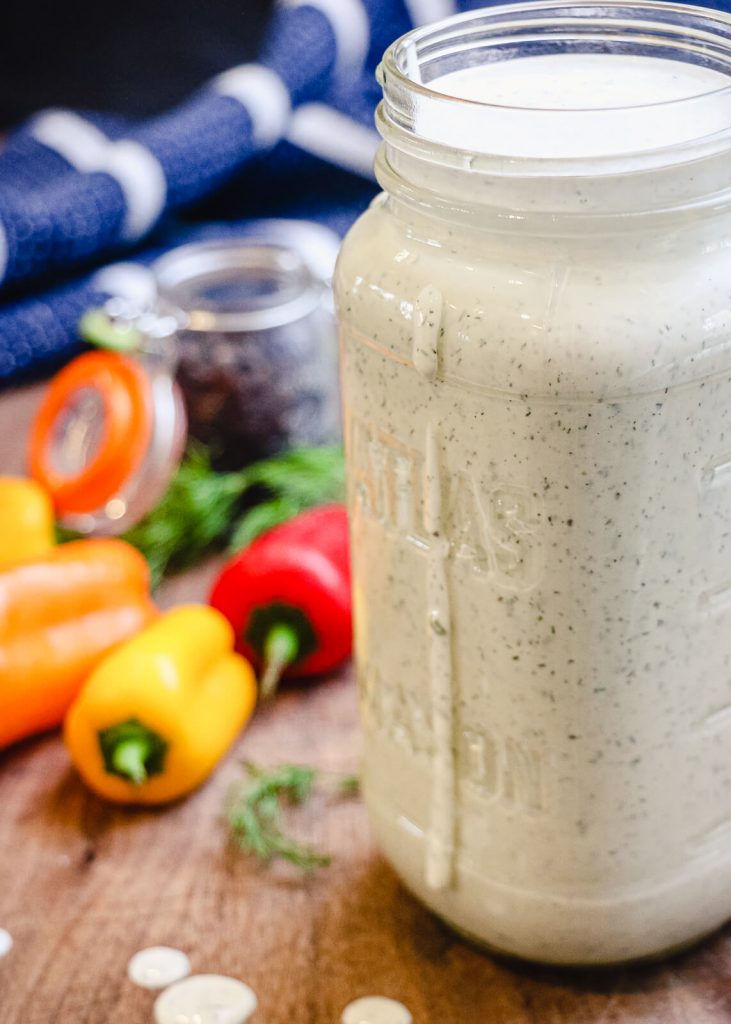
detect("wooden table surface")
[0,384,729,1024]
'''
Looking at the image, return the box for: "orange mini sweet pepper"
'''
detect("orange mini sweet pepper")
[0,539,156,749]
[64,605,257,804]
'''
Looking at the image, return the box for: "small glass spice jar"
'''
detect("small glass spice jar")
[154,235,341,470]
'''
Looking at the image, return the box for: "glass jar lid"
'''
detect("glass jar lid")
[29,319,186,536]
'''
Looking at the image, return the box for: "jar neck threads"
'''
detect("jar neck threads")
[377,1,731,221]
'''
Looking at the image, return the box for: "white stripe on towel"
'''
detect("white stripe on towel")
[287,104,378,179]
[213,65,292,147]
[31,110,166,240]
[403,0,457,27]
[280,0,370,81]
[92,262,158,306]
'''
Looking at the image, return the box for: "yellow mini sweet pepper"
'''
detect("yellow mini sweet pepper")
[64,605,257,804]
[0,476,55,569]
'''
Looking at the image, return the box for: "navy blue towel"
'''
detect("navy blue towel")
[0,0,475,381]
[2,0,726,381]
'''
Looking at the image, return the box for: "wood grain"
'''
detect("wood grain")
[0,384,729,1023]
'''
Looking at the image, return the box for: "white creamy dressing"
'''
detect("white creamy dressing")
[153,974,257,1024]
[337,48,731,963]
[0,928,13,958]
[420,54,731,156]
[422,422,455,891]
[127,946,191,990]
[341,995,413,1024]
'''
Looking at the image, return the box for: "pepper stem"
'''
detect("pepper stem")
[260,624,300,701]
[97,719,169,785]
[111,737,151,785]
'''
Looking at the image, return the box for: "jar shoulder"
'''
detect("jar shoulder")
[335,198,731,399]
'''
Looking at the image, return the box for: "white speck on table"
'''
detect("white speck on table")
[127,946,191,990]
[154,974,258,1024]
[341,995,413,1024]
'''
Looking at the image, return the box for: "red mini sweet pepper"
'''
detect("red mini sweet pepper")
[209,505,352,697]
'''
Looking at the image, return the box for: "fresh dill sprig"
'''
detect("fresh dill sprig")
[228,446,346,552]
[226,761,360,872]
[122,446,246,585]
[119,444,344,586]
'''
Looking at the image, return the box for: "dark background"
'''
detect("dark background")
[0,0,274,129]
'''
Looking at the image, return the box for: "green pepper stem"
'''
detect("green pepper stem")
[98,719,169,784]
[260,623,300,701]
[110,737,151,785]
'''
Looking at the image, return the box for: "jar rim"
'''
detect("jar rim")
[378,0,731,168]
[154,239,323,333]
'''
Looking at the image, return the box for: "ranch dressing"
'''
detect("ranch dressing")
[0,928,12,958]
[422,55,731,157]
[336,2,731,965]
[342,995,412,1024]
[153,974,257,1024]
[127,946,191,990]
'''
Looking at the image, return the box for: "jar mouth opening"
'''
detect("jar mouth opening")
[154,240,322,333]
[378,0,731,166]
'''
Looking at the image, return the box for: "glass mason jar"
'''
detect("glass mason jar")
[155,236,340,470]
[334,1,731,965]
